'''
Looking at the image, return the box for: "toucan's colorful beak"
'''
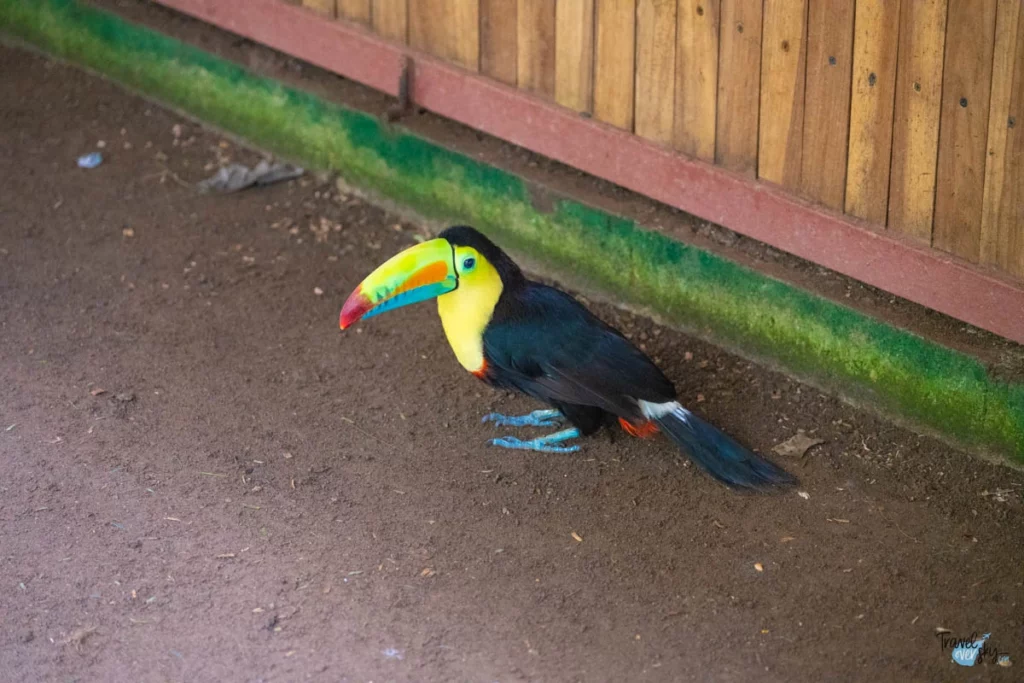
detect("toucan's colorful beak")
[339,238,457,329]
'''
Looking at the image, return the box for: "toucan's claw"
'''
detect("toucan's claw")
[481,409,564,428]
[488,437,581,453]
[488,427,581,453]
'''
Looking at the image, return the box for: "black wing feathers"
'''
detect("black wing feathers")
[482,283,675,417]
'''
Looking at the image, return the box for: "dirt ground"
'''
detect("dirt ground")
[1,45,1022,683]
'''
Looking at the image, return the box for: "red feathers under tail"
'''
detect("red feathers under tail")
[618,418,660,439]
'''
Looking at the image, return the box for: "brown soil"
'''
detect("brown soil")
[1,45,1022,683]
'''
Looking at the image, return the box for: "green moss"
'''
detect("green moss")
[3,0,1022,461]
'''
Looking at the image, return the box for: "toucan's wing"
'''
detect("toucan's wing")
[482,283,675,416]
[484,283,796,490]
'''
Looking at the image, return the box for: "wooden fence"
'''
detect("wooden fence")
[296,0,1023,282]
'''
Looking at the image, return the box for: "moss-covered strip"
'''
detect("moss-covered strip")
[3,0,1022,462]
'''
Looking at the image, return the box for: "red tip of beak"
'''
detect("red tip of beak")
[339,291,372,330]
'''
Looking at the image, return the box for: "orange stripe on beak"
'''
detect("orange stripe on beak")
[393,261,451,297]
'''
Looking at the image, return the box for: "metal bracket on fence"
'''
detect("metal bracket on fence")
[385,55,413,123]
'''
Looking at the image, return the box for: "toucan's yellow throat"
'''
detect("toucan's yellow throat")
[339,230,506,374]
[436,246,503,373]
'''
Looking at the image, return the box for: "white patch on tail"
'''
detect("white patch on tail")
[638,399,688,421]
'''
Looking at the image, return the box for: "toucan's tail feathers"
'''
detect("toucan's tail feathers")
[649,402,797,491]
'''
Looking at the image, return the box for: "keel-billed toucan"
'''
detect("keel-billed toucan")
[340,226,796,490]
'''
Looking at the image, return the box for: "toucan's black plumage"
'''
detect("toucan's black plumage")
[341,226,797,491]
[441,227,797,490]
[483,282,673,430]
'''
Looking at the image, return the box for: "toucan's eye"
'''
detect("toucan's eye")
[462,257,476,271]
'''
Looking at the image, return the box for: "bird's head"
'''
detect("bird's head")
[339,226,521,329]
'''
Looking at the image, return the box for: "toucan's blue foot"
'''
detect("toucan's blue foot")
[481,408,564,428]
[488,427,582,453]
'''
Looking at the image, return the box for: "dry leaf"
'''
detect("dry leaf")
[773,431,825,458]
[66,625,97,651]
[980,489,1015,503]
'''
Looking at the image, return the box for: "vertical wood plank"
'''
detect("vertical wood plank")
[593,0,636,130]
[758,0,807,188]
[800,0,854,210]
[980,0,1021,264]
[337,0,370,23]
[933,0,997,261]
[555,0,595,112]
[517,0,557,96]
[716,0,763,174]
[302,0,335,17]
[481,0,518,85]
[409,0,479,70]
[844,0,901,224]
[635,0,677,144]
[675,0,719,161]
[372,0,408,42]
[995,8,1024,276]
[887,0,947,241]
